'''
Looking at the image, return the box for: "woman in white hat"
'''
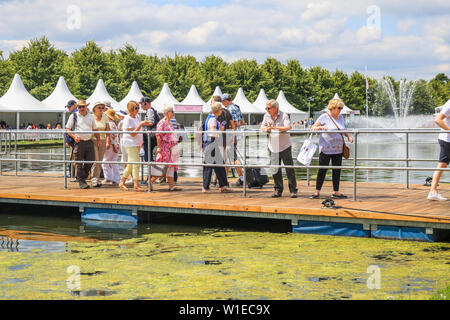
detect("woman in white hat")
[102,109,121,185]
[90,101,111,187]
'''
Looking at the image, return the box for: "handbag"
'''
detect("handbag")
[327,114,350,159]
[297,133,317,166]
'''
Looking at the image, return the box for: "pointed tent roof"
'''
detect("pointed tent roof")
[42,76,77,110]
[0,74,56,112]
[322,93,358,115]
[276,91,307,115]
[207,86,223,106]
[151,83,180,113]
[180,85,209,113]
[233,88,263,114]
[86,79,121,110]
[119,81,144,108]
[253,89,269,113]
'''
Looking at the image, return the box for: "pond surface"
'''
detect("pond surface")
[0,209,449,300]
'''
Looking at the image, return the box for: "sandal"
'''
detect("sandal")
[168,186,182,192]
[202,189,211,193]
[309,194,320,199]
[133,186,146,192]
[220,187,232,193]
[119,182,128,191]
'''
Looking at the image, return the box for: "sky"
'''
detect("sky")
[0,0,449,80]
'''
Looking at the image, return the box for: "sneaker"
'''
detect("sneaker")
[212,179,218,187]
[79,181,90,189]
[290,192,298,199]
[233,179,243,187]
[428,191,447,201]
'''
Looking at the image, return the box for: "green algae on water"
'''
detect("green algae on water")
[0,232,449,300]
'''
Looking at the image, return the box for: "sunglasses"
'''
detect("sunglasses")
[336,107,343,110]
[265,107,273,111]
[78,106,87,109]
[134,106,140,110]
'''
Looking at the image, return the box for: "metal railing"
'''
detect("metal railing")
[0,128,449,201]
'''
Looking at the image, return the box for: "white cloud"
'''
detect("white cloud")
[0,0,448,80]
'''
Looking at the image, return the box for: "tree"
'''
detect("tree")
[428,73,450,107]
[198,55,231,100]
[8,36,67,100]
[282,59,312,111]
[62,41,115,99]
[0,57,14,97]
[307,66,333,112]
[229,59,263,101]
[260,57,286,99]
[410,79,435,115]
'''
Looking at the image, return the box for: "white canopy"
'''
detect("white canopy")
[120,81,144,109]
[180,85,209,113]
[151,83,180,113]
[253,89,269,113]
[207,86,223,106]
[233,88,263,114]
[42,76,77,110]
[0,74,55,112]
[86,79,121,110]
[322,93,360,115]
[276,91,307,115]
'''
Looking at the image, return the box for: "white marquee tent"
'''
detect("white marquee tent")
[176,85,208,125]
[321,93,360,115]
[0,74,63,128]
[233,88,264,124]
[42,76,77,110]
[207,86,223,106]
[276,90,308,127]
[151,83,180,113]
[253,89,269,113]
[86,79,122,110]
[120,81,144,109]
[180,85,209,112]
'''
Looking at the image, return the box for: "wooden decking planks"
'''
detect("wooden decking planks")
[0,172,449,226]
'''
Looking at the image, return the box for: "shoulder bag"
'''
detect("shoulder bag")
[327,114,350,159]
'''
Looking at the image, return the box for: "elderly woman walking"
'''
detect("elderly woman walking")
[90,101,111,188]
[119,101,151,192]
[310,98,354,199]
[150,105,182,191]
[202,102,231,193]
[102,109,121,185]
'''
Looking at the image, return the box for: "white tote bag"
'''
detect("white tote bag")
[297,134,317,166]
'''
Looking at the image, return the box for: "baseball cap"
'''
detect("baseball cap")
[140,97,151,104]
[65,100,77,109]
[221,94,232,102]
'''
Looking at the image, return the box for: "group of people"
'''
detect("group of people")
[63,93,449,201]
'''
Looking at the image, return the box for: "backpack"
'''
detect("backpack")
[65,113,77,148]
[149,107,160,130]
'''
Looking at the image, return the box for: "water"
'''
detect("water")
[0,208,449,300]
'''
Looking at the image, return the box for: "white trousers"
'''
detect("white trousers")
[102,146,120,184]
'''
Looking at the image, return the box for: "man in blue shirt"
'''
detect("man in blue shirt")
[222,94,245,186]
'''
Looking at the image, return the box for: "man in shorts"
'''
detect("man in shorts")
[428,101,450,201]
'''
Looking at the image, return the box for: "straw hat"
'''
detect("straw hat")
[77,99,90,107]
[92,101,105,110]
[105,108,120,123]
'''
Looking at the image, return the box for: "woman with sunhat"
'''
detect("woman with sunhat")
[102,109,121,185]
[90,101,111,187]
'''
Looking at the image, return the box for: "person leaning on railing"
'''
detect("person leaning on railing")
[119,101,151,192]
[261,99,298,198]
[310,98,354,199]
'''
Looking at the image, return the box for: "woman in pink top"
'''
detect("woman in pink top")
[151,105,182,191]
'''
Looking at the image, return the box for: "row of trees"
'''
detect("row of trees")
[0,37,448,115]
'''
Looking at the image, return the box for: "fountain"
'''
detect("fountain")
[381,78,417,127]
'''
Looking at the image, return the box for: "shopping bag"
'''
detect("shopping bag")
[297,134,317,166]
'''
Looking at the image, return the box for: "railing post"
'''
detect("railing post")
[14,132,18,176]
[242,131,247,198]
[406,131,409,189]
[352,131,358,201]
[63,132,67,189]
[147,132,152,193]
